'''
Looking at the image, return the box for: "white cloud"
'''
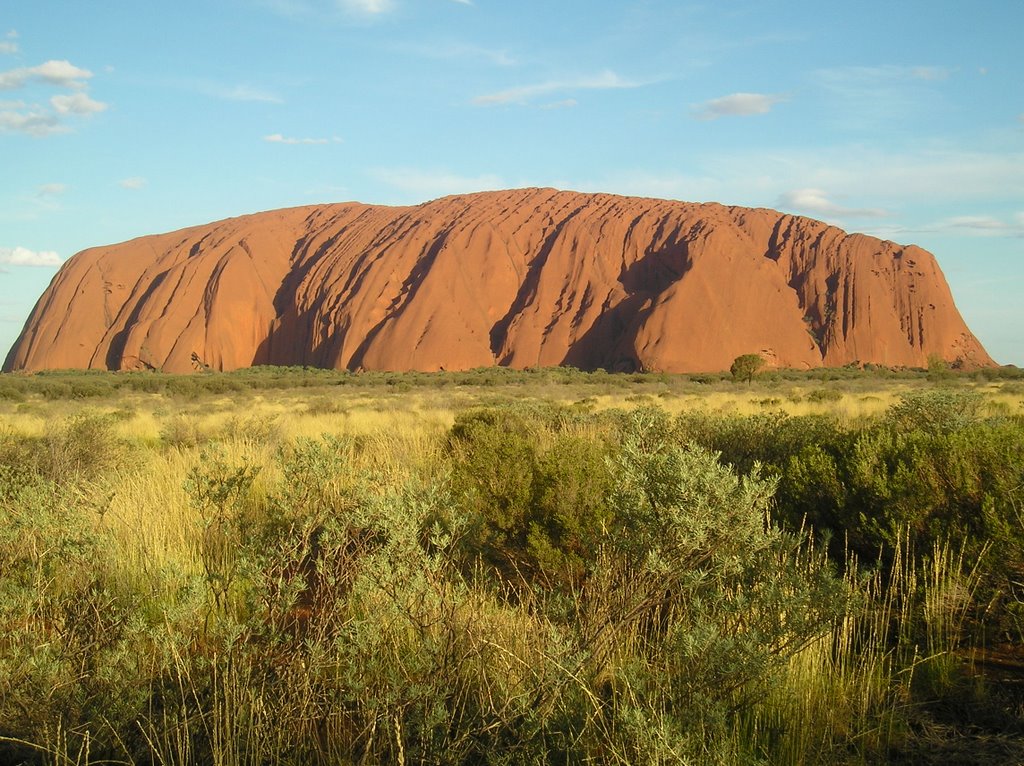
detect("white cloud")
[0,107,66,136]
[339,0,395,14]
[0,246,61,267]
[0,60,94,90]
[693,92,784,120]
[777,188,890,219]
[51,91,108,115]
[264,132,342,145]
[0,41,16,55]
[371,167,504,199]
[118,177,147,190]
[473,70,645,106]
[451,0,473,4]
[0,57,105,135]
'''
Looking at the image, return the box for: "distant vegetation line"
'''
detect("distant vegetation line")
[1,361,1021,401]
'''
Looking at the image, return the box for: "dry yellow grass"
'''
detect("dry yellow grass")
[103,449,201,578]
[3,370,1021,764]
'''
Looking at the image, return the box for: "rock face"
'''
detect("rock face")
[4,188,995,374]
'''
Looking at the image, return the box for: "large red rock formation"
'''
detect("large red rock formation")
[4,188,994,374]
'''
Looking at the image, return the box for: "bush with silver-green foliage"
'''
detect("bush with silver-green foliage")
[567,407,846,762]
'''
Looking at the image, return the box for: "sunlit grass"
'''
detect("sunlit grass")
[1,368,1022,764]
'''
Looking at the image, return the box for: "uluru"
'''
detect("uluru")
[3,188,994,374]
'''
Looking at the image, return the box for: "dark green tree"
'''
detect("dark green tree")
[730,353,765,383]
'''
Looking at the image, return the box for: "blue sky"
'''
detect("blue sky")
[2,0,1022,365]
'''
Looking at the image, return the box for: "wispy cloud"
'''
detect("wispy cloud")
[118,177,147,190]
[370,167,504,199]
[23,183,66,215]
[0,60,94,90]
[219,85,284,103]
[910,66,952,81]
[255,0,312,18]
[558,170,714,202]
[811,65,950,129]
[51,91,108,115]
[37,183,68,196]
[0,107,65,136]
[0,40,16,55]
[166,79,284,104]
[339,0,395,15]
[561,147,1024,235]
[777,188,890,219]
[693,92,784,120]
[179,80,283,103]
[816,64,951,87]
[934,214,1024,238]
[398,41,515,67]
[264,132,342,145]
[540,99,578,110]
[0,246,61,267]
[473,70,645,106]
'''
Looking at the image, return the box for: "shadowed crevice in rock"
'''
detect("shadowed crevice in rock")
[489,203,588,362]
[562,226,695,371]
[102,271,168,369]
[347,226,453,371]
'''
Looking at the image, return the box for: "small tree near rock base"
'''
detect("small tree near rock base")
[730,353,765,383]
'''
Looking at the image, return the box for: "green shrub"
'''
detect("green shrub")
[807,387,842,403]
[448,407,614,590]
[566,408,847,758]
[184,448,260,611]
[0,383,25,402]
[887,388,983,435]
[0,476,155,764]
[448,408,540,580]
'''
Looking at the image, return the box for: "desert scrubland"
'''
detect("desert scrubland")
[2,366,1024,764]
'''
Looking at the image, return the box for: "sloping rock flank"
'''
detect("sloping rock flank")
[4,189,994,374]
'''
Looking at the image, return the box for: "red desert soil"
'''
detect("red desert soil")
[4,188,994,374]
